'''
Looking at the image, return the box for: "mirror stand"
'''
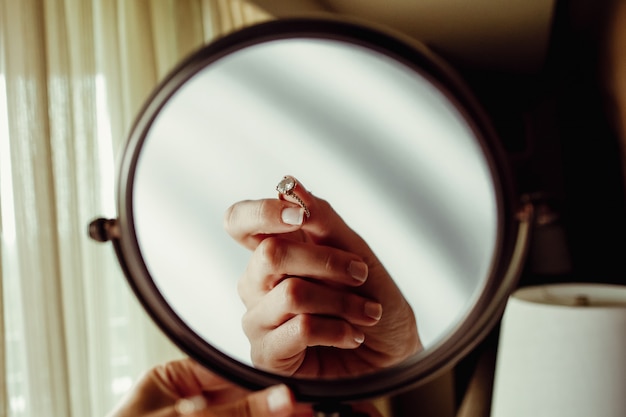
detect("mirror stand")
[88,218,120,242]
[88,17,536,408]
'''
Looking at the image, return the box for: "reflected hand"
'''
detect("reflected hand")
[106,358,313,417]
[224,177,422,378]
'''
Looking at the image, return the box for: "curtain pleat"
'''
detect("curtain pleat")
[213,0,270,36]
[2,1,71,416]
[0,1,274,416]
[0,4,9,417]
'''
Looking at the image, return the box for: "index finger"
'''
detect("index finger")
[223,199,306,250]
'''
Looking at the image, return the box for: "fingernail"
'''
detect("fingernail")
[175,395,207,414]
[267,384,291,413]
[364,301,383,321]
[348,261,368,282]
[354,331,365,344]
[281,207,304,226]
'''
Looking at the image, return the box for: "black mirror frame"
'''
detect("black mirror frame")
[98,17,532,403]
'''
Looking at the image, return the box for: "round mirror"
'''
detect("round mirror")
[92,18,532,402]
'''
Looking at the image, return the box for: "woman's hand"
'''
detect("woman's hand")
[224,177,422,378]
[106,358,313,417]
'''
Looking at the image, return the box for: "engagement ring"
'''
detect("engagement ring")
[276,175,310,218]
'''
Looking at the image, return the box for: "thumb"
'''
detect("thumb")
[202,384,311,417]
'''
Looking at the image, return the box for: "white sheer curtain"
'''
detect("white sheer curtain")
[0,1,269,416]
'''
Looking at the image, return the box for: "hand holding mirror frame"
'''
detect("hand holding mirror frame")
[106,357,314,417]
[224,176,422,378]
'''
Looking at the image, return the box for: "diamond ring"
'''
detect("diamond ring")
[276,175,310,218]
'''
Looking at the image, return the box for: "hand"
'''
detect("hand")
[106,358,313,417]
[224,177,422,378]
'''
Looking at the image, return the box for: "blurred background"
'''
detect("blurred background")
[1,1,624,416]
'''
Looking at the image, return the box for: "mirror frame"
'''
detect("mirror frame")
[102,17,533,402]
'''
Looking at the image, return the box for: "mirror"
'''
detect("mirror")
[93,18,531,402]
[136,35,497,362]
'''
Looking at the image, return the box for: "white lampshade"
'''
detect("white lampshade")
[491,283,626,417]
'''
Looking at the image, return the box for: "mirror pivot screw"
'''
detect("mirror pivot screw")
[88,218,119,242]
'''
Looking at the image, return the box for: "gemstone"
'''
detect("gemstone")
[276,176,296,194]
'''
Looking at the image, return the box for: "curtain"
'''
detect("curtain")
[0,1,270,416]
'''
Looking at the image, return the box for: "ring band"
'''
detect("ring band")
[276,175,310,218]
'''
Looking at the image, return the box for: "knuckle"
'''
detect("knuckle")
[323,252,340,274]
[241,312,254,337]
[256,237,287,271]
[290,315,352,347]
[250,345,265,367]
[291,314,311,338]
[278,278,308,311]
[241,308,265,341]
[237,272,253,298]
[222,204,236,234]
[236,276,246,298]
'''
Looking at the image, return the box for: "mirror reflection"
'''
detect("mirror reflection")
[131,37,499,378]
[223,173,421,377]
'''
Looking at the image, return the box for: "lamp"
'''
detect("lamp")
[491,283,626,417]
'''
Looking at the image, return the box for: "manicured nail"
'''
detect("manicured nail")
[174,395,207,414]
[348,261,368,282]
[267,384,291,413]
[281,207,304,226]
[364,301,383,321]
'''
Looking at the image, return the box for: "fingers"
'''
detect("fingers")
[247,314,367,373]
[245,385,295,417]
[241,277,383,374]
[224,199,307,250]
[170,385,311,417]
[202,384,312,417]
[238,237,369,306]
[243,278,382,336]
[223,176,371,254]
[109,356,313,417]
